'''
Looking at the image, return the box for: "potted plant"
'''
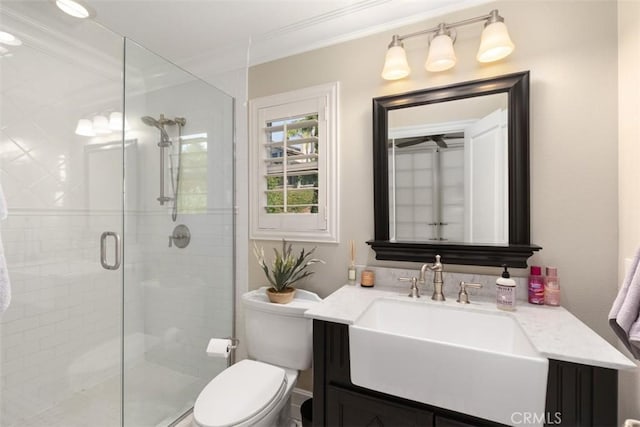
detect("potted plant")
[253,239,324,304]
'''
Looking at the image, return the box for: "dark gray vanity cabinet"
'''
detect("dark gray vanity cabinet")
[545,359,617,426]
[312,320,618,427]
[326,385,434,426]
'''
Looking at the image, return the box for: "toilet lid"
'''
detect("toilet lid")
[194,359,287,427]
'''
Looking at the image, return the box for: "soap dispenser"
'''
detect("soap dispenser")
[496,266,517,311]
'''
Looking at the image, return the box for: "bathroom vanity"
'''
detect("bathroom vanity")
[306,285,636,427]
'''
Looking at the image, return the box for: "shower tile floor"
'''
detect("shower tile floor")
[6,361,206,427]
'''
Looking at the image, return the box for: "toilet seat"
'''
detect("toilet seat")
[193,359,287,427]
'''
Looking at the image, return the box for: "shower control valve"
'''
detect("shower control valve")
[168,224,191,249]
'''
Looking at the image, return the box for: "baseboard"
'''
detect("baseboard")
[290,387,313,421]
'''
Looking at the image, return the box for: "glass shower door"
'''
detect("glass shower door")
[0,3,125,425]
[122,39,235,426]
[0,5,234,426]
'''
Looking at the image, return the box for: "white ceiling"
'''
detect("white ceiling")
[89,0,487,72]
[0,0,490,81]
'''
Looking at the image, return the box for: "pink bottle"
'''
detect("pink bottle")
[528,266,544,305]
[544,267,560,306]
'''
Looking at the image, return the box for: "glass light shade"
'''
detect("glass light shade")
[0,31,22,46]
[92,115,111,135]
[109,112,122,130]
[109,112,131,131]
[381,45,410,80]
[75,119,95,136]
[425,34,456,72]
[477,21,515,63]
[55,0,91,18]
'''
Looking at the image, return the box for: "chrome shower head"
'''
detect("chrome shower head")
[141,115,170,145]
[141,115,159,127]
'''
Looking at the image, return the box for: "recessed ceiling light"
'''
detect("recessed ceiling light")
[0,31,22,46]
[55,0,94,19]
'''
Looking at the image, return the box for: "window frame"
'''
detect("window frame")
[249,82,339,243]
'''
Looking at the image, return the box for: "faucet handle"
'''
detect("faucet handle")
[399,277,421,298]
[457,281,482,304]
[433,254,442,268]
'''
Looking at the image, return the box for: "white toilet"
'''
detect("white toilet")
[193,287,322,427]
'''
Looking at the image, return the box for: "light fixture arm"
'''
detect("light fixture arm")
[391,9,502,44]
[388,34,403,48]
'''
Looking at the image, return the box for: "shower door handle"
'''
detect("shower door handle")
[100,231,121,270]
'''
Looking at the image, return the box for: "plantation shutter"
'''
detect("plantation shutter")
[264,117,319,214]
[250,82,338,243]
[257,97,327,232]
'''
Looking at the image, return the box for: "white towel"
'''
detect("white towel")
[609,247,640,359]
[0,179,10,314]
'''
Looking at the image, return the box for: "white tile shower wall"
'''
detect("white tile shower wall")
[135,211,233,379]
[123,77,235,383]
[0,211,130,425]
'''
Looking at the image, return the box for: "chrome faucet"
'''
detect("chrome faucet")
[419,255,445,301]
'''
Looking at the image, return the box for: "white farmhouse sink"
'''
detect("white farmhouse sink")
[349,298,549,426]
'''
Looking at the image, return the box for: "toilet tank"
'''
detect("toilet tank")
[242,288,322,370]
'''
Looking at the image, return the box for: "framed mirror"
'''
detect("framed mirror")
[367,71,541,267]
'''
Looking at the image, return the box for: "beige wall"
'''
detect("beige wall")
[617,0,640,420]
[248,0,632,399]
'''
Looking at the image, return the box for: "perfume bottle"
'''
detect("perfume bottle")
[544,267,560,306]
[528,265,544,305]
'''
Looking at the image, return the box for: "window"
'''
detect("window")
[250,82,338,242]
[177,133,208,213]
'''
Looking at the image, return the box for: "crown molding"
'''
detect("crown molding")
[179,0,491,78]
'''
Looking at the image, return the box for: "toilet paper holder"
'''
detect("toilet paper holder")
[226,337,240,350]
[206,337,240,360]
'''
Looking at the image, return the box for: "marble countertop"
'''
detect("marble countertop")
[305,284,637,371]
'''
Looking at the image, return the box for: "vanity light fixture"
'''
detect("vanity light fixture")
[381,9,514,80]
[55,0,94,19]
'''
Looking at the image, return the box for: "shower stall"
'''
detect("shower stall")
[0,2,234,426]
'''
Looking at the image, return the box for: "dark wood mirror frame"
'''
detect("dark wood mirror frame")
[367,71,541,267]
